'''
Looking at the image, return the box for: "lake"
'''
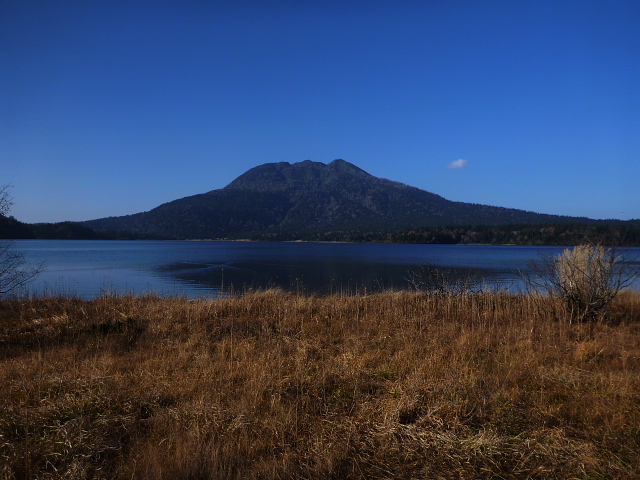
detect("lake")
[9,240,640,299]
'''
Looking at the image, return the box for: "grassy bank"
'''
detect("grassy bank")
[1,290,640,479]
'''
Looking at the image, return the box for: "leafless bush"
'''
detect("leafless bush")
[406,264,485,296]
[523,243,640,323]
[0,184,43,295]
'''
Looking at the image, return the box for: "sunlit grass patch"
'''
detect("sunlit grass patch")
[1,290,639,478]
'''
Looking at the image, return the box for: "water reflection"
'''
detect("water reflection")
[157,259,513,295]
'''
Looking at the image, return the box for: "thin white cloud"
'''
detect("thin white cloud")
[448,159,468,169]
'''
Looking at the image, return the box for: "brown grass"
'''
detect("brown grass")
[1,289,640,479]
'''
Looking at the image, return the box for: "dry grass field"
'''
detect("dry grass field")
[1,289,640,479]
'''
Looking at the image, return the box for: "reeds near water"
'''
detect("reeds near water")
[1,290,640,479]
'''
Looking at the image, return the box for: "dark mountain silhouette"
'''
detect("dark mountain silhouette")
[82,159,595,240]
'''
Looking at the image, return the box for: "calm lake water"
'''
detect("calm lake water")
[10,240,640,299]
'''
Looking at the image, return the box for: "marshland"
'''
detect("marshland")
[2,287,640,479]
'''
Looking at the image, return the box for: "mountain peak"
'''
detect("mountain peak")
[327,159,372,177]
[223,159,373,193]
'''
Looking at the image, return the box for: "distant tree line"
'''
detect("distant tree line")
[241,222,640,246]
[0,215,167,240]
[382,222,640,247]
[3,212,640,246]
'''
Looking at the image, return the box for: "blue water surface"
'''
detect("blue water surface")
[10,240,640,299]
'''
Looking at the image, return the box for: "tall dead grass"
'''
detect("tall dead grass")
[1,289,639,479]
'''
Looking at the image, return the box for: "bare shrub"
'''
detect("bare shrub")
[406,264,485,296]
[523,243,640,323]
[0,185,43,295]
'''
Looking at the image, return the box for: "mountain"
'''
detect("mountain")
[82,159,594,240]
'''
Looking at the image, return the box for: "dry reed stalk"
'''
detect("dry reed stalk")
[1,290,639,479]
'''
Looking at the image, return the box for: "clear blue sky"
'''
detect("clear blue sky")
[2,0,639,223]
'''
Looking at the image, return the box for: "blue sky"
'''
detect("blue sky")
[2,0,639,223]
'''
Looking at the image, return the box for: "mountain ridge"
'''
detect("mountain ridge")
[82,159,596,240]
